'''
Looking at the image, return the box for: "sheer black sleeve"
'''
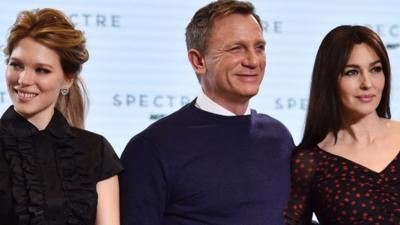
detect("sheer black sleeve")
[284,148,319,225]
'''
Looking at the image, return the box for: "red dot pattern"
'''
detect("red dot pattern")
[284,146,400,225]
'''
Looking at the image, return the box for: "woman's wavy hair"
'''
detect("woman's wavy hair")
[4,8,89,128]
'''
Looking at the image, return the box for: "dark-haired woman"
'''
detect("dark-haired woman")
[284,25,400,224]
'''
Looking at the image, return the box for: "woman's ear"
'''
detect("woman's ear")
[63,74,75,89]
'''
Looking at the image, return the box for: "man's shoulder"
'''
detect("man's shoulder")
[130,103,195,141]
[149,103,194,129]
[253,111,279,122]
[253,111,289,130]
[251,112,295,155]
[252,111,294,142]
[121,103,199,159]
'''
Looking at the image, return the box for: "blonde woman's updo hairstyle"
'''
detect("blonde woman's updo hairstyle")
[4,8,89,128]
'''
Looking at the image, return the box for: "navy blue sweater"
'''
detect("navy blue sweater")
[120,101,294,225]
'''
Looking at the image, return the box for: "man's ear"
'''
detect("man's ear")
[188,48,206,75]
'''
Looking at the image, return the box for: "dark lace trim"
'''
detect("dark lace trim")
[3,135,46,225]
[3,132,98,225]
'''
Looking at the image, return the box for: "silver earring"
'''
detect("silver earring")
[60,88,69,96]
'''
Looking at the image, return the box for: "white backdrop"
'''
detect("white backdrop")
[0,0,399,155]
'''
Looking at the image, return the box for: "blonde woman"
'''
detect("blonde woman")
[0,8,122,225]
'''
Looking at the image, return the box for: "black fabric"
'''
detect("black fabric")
[0,106,123,225]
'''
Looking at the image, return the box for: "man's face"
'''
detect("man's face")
[200,13,266,108]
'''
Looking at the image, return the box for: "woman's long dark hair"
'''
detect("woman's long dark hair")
[298,25,391,149]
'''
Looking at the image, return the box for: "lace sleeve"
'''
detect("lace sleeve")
[284,148,319,225]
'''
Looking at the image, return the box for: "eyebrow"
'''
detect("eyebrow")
[9,57,54,69]
[36,63,54,69]
[227,38,266,46]
[345,60,382,68]
[8,57,21,62]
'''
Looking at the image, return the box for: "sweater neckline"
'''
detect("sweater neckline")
[188,99,256,121]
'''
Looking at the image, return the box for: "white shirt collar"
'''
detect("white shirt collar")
[194,90,251,116]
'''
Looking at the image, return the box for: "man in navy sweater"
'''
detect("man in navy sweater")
[120,1,294,224]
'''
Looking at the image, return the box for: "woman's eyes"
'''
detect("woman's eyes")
[35,67,51,74]
[371,66,383,73]
[343,69,358,76]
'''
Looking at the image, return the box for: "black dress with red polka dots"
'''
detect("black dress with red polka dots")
[284,146,400,225]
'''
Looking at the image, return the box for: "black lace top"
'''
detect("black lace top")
[0,106,123,225]
[284,146,400,225]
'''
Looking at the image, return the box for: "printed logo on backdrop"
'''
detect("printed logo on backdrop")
[365,23,400,50]
[0,92,7,105]
[261,20,284,34]
[275,97,308,111]
[68,13,121,28]
[113,93,195,120]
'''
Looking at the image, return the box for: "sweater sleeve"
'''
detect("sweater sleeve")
[284,148,318,225]
[119,135,167,225]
